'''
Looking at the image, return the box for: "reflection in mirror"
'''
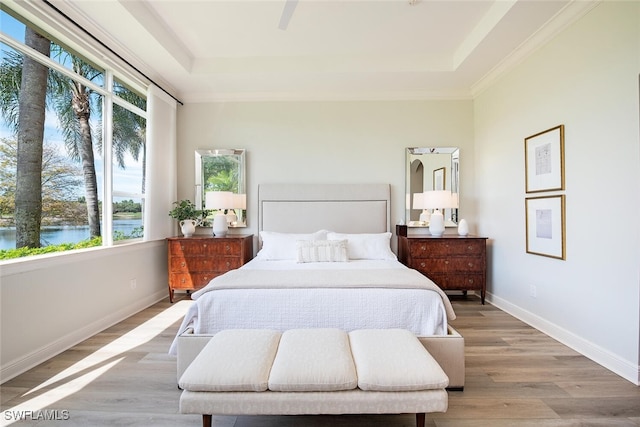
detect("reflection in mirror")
[195,149,246,227]
[405,147,459,227]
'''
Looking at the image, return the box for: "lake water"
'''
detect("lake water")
[0,219,143,250]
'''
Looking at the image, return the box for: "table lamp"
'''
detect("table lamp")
[205,191,234,236]
[423,190,454,237]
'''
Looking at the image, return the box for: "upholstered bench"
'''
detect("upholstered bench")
[178,328,449,427]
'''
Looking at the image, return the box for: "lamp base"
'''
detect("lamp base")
[212,212,228,237]
[429,210,445,237]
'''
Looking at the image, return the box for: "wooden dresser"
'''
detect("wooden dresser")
[396,225,488,304]
[166,235,253,302]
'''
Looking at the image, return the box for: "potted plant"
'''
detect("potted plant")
[169,200,208,237]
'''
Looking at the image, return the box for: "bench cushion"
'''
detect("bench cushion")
[268,329,357,391]
[349,329,449,391]
[179,329,281,392]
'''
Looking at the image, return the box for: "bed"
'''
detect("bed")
[172,183,465,389]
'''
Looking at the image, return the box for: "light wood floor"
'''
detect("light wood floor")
[2,294,639,426]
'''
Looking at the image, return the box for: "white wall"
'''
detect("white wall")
[0,242,168,382]
[177,100,476,242]
[474,2,640,384]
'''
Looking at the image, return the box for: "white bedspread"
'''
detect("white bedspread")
[169,259,454,355]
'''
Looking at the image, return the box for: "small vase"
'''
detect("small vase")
[458,219,469,236]
[180,219,197,237]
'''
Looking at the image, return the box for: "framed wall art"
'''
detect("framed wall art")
[433,167,445,190]
[525,195,566,260]
[525,125,565,193]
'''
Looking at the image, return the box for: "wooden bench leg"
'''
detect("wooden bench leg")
[416,413,425,427]
[202,414,212,427]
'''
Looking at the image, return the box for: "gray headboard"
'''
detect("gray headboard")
[258,184,391,235]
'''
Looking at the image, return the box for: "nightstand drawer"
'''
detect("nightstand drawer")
[409,239,484,257]
[411,257,483,273]
[445,274,484,290]
[170,257,243,273]
[446,257,484,272]
[445,240,484,255]
[170,272,220,290]
[169,240,242,257]
[424,273,483,291]
[411,259,447,273]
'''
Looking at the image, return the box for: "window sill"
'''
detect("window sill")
[0,239,165,277]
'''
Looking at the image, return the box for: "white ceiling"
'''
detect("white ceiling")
[56,0,596,103]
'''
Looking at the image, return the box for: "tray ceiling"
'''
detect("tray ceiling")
[53,0,596,102]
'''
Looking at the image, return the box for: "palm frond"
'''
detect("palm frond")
[0,50,23,132]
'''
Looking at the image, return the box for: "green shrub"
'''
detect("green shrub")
[0,237,103,260]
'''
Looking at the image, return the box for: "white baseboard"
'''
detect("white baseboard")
[487,292,640,386]
[0,290,167,384]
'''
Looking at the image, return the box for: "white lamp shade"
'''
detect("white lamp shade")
[232,193,246,209]
[205,191,234,210]
[450,193,459,209]
[412,192,425,209]
[423,190,454,210]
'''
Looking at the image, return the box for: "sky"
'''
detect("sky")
[0,10,144,200]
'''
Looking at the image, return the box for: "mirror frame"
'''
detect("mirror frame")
[195,148,247,228]
[405,147,459,227]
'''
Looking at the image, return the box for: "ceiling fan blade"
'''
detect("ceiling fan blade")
[278,0,299,30]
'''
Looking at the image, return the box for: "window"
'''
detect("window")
[0,7,147,255]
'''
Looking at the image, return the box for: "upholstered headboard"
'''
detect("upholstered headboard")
[258,184,391,235]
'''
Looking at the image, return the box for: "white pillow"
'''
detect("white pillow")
[257,230,328,260]
[296,240,349,263]
[327,232,396,260]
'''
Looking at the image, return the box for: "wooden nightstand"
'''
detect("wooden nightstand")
[166,235,253,303]
[397,225,488,304]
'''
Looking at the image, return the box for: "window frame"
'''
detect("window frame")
[0,6,148,252]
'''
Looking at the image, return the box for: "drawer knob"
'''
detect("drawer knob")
[468,262,473,268]
[180,278,186,284]
[467,246,473,251]
[445,260,449,264]
[468,278,474,284]
[203,244,207,248]
[226,261,231,267]
[420,262,426,268]
[420,245,426,251]
[180,262,186,268]
[225,245,230,251]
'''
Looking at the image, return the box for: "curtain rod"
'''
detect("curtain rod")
[43,0,184,106]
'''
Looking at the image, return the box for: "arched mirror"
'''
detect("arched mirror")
[195,149,247,227]
[405,147,459,227]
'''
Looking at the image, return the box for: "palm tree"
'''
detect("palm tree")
[204,156,239,192]
[1,25,147,245]
[0,27,50,248]
[48,47,103,238]
[105,85,147,193]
